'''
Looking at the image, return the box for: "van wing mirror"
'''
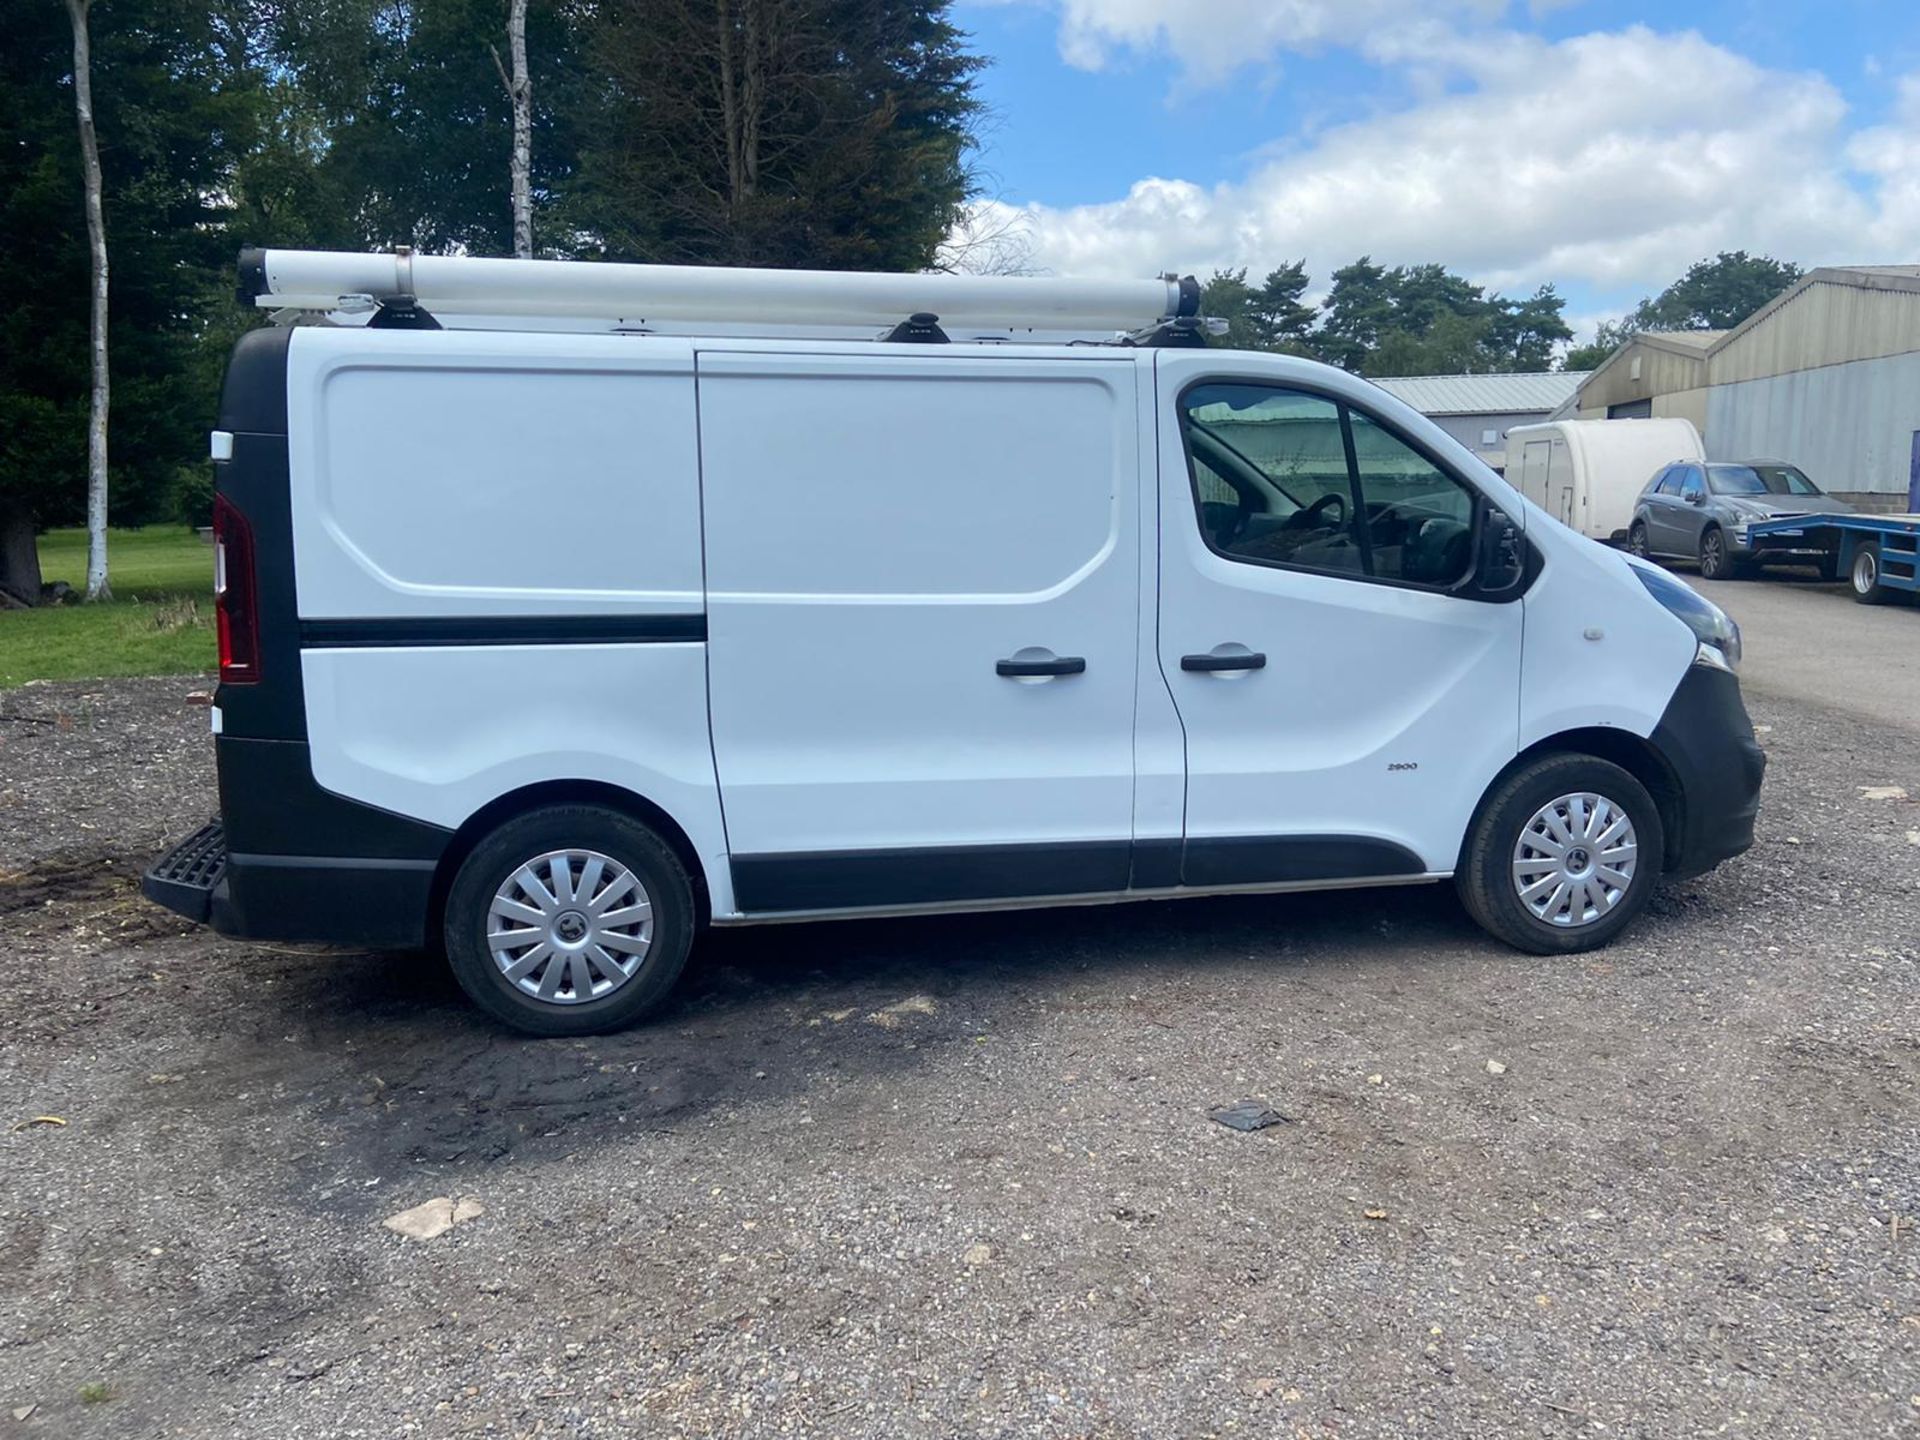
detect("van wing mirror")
[1476,504,1526,594]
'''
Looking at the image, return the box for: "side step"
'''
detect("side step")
[141,820,227,923]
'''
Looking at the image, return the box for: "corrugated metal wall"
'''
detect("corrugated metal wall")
[1426,411,1551,461]
[1577,342,1711,411]
[1705,350,1920,497]
[1574,388,1708,432]
[1711,282,1920,385]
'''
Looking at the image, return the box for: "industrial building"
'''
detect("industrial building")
[1557,266,1920,511]
[1372,371,1589,473]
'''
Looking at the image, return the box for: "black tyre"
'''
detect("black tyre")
[1697,526,1737,580]
[445,804,696,1036]
[1626,522,1651,559]
[1457,753,1665,956]
[1850,542,1890,605]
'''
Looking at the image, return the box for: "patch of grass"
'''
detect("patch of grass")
[78,1381,115,1405]
[0,528,216,689]
[38,524,213,597]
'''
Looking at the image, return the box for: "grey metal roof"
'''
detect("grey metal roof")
[1370,371,1591,417]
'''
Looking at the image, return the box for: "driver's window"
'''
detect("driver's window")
[1680,468,1706,502]
[1179,384,1364,577]
[1179,383,1479,588]
[1346,411,1475,585]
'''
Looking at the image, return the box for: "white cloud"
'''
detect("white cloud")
[967,28,1920,323]
[1848,73,1920,252]
[1039,0,1505,83]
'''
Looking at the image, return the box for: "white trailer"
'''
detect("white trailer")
[1506,418,1705,543]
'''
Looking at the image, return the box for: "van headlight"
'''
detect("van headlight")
[1631,562,1741,671]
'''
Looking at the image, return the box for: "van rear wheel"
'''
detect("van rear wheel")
[1457,754,1663,955]
[445,804,695,1036]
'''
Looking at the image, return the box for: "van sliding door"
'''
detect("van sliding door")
[697,352,1141,915]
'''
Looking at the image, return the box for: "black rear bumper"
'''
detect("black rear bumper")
[142,817,439,948]
[1650,664,1766,879]
[142,820,228,923]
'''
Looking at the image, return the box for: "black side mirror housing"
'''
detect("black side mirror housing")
[1477,504,1526,594]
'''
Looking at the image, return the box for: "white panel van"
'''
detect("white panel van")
[144,251,1765,1036]
[1506,418,1706,543]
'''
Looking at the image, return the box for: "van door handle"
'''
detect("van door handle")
[997,653,1086,677]
[1182,650,1267,673]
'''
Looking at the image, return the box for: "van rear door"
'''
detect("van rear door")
[697,350,1141,914]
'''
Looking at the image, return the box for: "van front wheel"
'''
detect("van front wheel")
[1457,755,1664,955]
[445,804,696,1036]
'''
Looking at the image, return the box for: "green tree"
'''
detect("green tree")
[1563,318,1635,373]
[1312,258,1569,376]
[1487,284,1574,371]
[1,0,258,603]
[246,0,585,255]
[566,0,983,270]
[1634,251,1802,331]
[1560,252,1800,374]
[1314,257,1392,373]
[1199,262,1317,354]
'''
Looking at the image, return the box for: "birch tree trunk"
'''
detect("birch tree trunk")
[718,0,741,208]
[506,0,532,258]
[64,0,111,601]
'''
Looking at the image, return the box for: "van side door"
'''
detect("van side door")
[697,350,1142,915]
[1152,354,1524,883]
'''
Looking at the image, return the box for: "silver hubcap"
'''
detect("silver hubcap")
[1702,534,1722,573]
[1511,792,1638,929]
[486,849,653,1005]
[1855,551,1877,592]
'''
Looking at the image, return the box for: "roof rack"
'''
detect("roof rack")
[237,247,1206,345]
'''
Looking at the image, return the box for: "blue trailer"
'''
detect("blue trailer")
[1746,512,1920,605]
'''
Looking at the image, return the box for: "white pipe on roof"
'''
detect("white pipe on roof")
[241,248,1196,333]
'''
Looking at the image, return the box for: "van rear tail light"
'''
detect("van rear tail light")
[213,494,261,684]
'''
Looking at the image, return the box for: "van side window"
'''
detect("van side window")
[1344,410,1475,585]
[1179,384,1477,589]
[1179,385,1365,578]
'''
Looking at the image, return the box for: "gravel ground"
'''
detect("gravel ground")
[1,634,1917,1438]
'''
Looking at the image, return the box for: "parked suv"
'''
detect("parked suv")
[1627,460,1851,580]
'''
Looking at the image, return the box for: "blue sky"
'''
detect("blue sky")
[945,1,1920,336]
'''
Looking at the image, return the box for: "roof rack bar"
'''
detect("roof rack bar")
[237,246,1196,333]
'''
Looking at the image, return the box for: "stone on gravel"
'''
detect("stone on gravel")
[867,994,938,1028]
[1485,1059,1508,1076]
[1207,1099,1292,1132]
[382,1196,485,1241]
